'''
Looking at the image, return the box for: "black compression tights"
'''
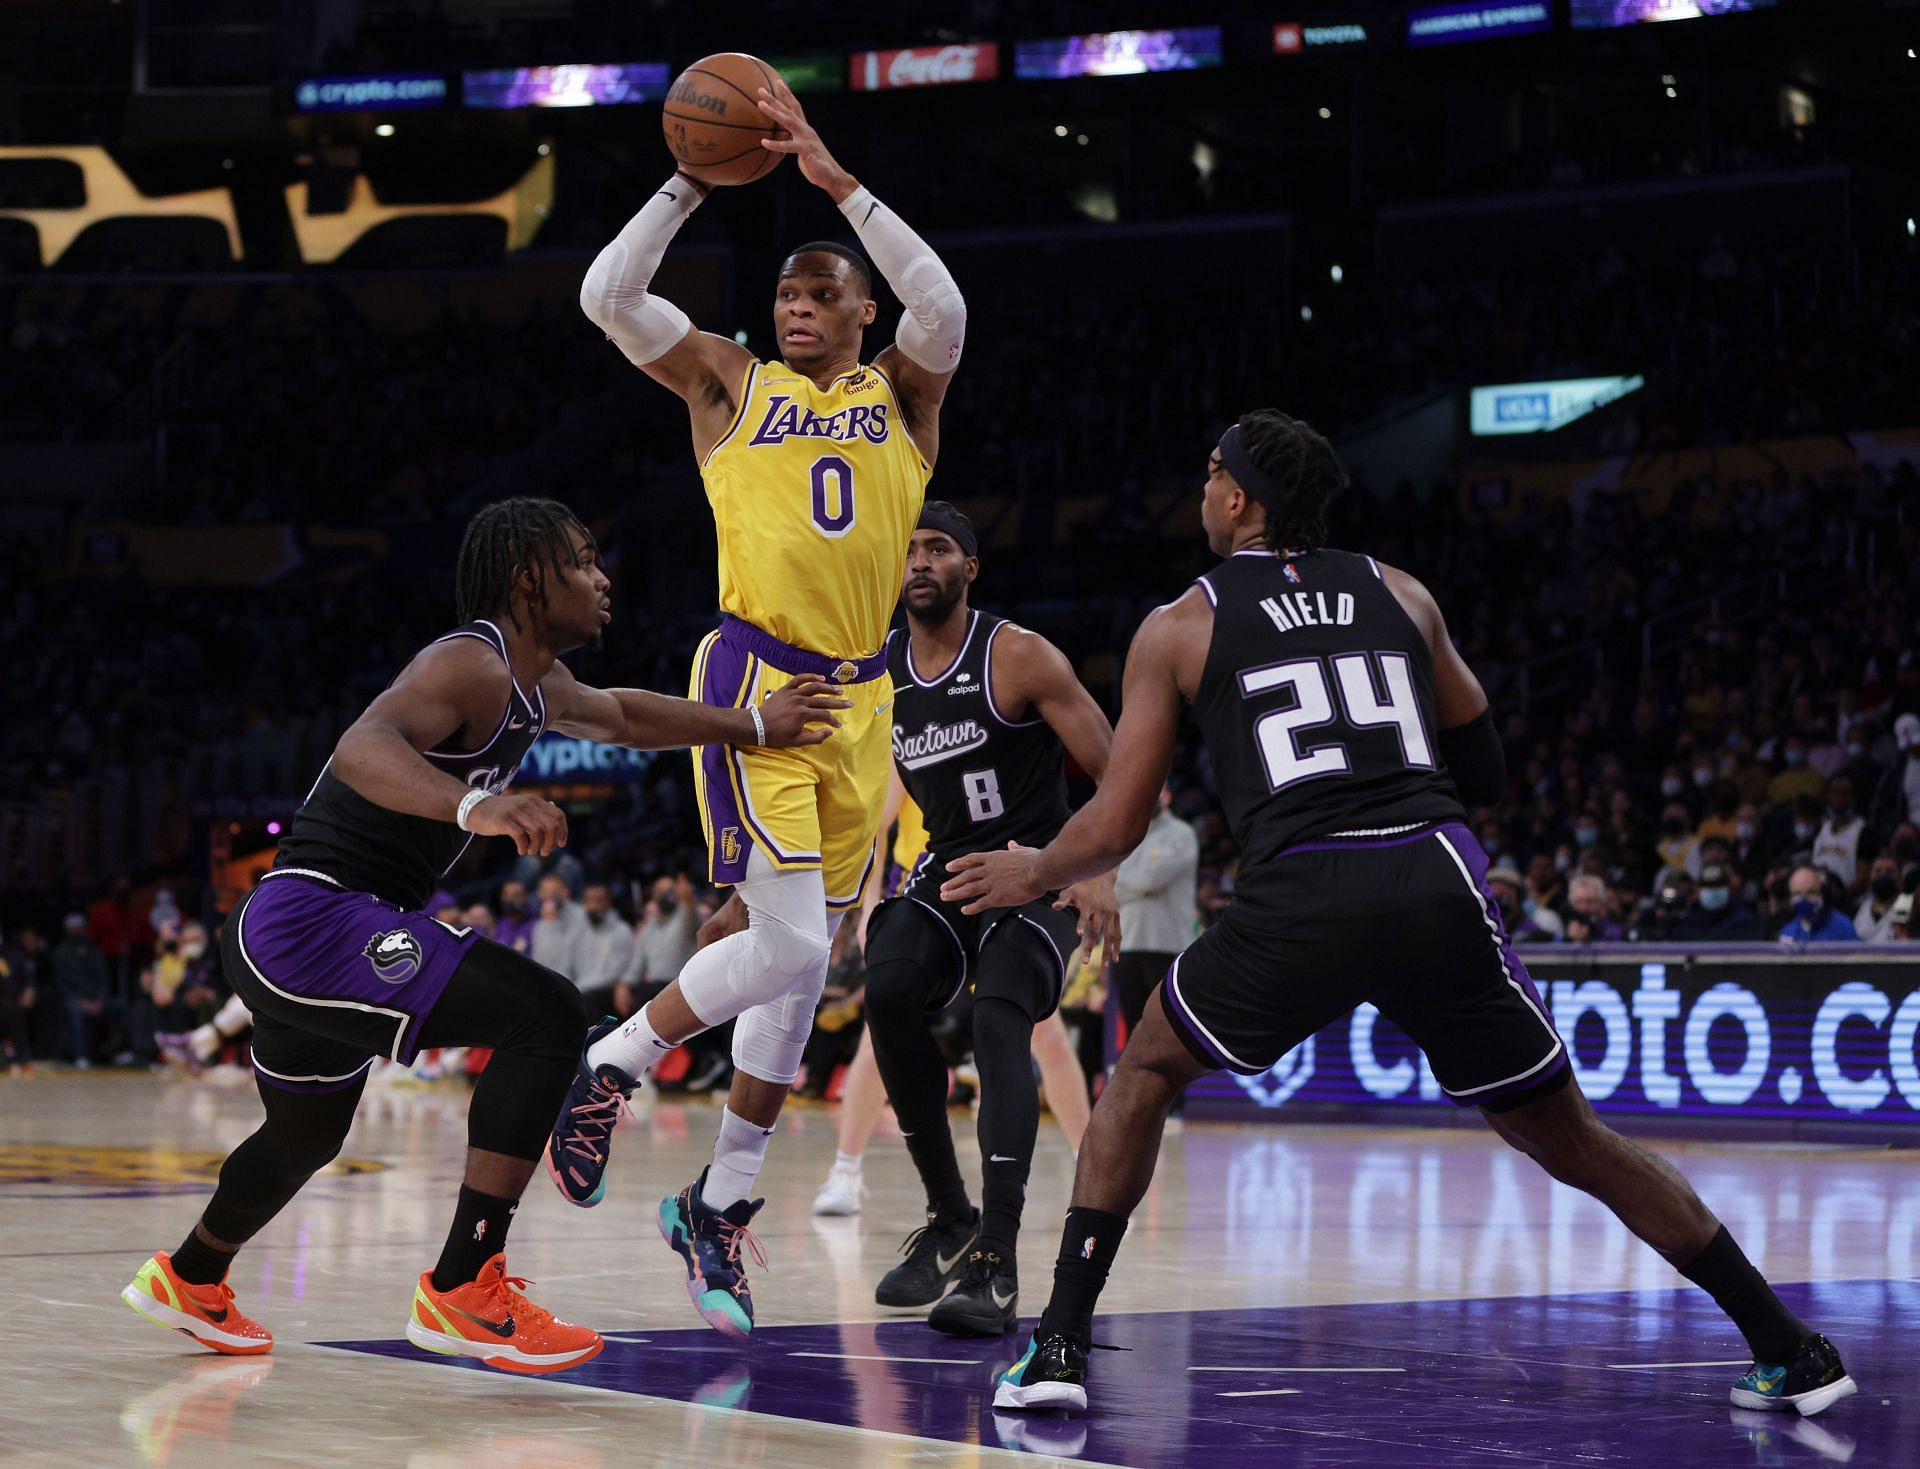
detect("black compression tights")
[200,940,584,1248]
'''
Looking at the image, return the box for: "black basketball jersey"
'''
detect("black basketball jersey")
[1191,548,1464,869]
[887,610,1072,861]
[273,619,548,910]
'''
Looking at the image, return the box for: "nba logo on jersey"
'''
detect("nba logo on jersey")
[721,827,742,866]
[1283,562,1303,584]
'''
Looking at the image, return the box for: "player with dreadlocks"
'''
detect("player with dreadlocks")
[119,496,848,1376]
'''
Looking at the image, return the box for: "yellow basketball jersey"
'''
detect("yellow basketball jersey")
[891,793,929,871]
[702,359,931,659]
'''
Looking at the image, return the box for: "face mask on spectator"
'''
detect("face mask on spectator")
[1872,874,1900,903]
[1660,776,1685,798]
[1700,886,1731,912]
[181,937,206,961]
[1662,815,1687,836]
[1784,746,1808,767]
[1846,742,1866,760]
[586,909,609,928]
[1829,798,1853,819]
[1793,896,1824,924]
[1793,821,1816,843]
[1736,821,1757,842]
[1575,824,1600,848]
[1522,898,1539,917]
[658,895,678,916]
[1692,766,1714,788]
[1554,851,1572,873]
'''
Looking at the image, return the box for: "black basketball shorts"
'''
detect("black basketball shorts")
[1160,822,1571,1113]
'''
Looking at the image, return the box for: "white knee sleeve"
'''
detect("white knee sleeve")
[677,862,831,1029]
[731,984,822,1087]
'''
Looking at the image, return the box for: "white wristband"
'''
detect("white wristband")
[748,704,767,748]
[456,788,490,832]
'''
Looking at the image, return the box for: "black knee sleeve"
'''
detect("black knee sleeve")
[202,1076,364,1244]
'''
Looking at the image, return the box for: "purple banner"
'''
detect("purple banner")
[1404,3,1552,47]
[462,62,670,110]
[1572,0,1774,27]
[1014,27,1223,80]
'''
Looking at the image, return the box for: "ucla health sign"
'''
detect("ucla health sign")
[1470,374,1644,435]
[1188,951,1920,1130]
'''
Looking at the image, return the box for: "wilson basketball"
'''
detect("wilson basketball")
[662,53,786,187]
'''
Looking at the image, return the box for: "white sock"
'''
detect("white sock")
[588,1001,678,1081]
[702,1107,774,1210]
[189,1023,220,1063]
[834,1151,863,1172]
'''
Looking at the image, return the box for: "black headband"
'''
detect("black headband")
[1217,422,1288,511]
[917,504,979,558]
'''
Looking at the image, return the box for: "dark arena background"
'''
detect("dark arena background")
[1,2,1916,1465]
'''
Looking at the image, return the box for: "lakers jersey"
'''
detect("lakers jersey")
[703,359,932,660]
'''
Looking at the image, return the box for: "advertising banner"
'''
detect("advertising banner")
[462,63,670,109]
[1014,28,1224,80]
[1186,950,1920,1134]
[1405,3,1553,46]
[293,73,448,113]
[848,44,1000,91]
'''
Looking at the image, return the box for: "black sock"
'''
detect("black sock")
[974,995,1038,1262]
[1037,1206,1127,1345]
[900,1129,972,1223]
[431,1185,519,1292]
[171,1227,237,1287]
[1677,1225,1809,1363]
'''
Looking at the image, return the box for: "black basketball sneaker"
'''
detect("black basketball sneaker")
[1729,1334,1857,1417]
[994,1330,1089,1412]
[875,1207,979,1308]
[928,1249,1017,1336]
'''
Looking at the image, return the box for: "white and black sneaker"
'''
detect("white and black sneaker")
[1729,1334,1857,1418]
[875,1207,978,1308]
[994,1330,1089,1412]
[928,1249,1017,1336]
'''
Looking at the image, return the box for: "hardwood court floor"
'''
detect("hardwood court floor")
[1,1068,1913,1467]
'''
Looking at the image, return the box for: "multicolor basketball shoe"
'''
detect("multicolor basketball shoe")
[994,1330,1090,1412]
[1729,1334,1856,1418]
[406,1254,603,1375]
[658,1166,767,1339]
[545,1018,634,1207]
[120,1252,273,1355]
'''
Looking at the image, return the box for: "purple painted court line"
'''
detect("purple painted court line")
[320,1279,1916,1466]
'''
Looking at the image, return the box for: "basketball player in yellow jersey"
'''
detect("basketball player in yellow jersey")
[556,76,966,1337]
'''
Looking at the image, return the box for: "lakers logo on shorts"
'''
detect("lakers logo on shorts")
[364,929,423,983]
[721,826,743,867]
[832,660,859,684]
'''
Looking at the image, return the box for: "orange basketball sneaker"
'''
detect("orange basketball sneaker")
[121,1252,274,1355]
[406,1254,603,1375]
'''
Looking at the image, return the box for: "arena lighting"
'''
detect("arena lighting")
[1469,374,1644,435]
[1014,27,1223,79]
[1404,2,1552,46]
[373,123,396,137]
[0,146,240,265]
[461,62,669,109]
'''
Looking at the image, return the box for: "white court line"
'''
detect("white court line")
[1606,1360,1751,1370]
[1182,1359,1413,1367]
[1217,1389,1305,1398]
[790,1351,980,1365]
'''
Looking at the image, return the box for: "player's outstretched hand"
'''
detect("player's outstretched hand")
[942,842,1045,915]
[698,892,747,949]
[759,677,852,747]
[1057,871,1121,962]
[756,78,855,200]
[466,793,568,857]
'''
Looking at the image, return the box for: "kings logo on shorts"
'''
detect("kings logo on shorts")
[364,928,424,983]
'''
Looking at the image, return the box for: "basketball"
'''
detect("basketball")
[662,53,786,187]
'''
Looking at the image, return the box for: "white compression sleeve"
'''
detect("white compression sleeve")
[836,186,966,374]
[579,175,702,367]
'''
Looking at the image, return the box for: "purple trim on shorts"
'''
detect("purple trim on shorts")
[1271,821,1448,860]
[697,632,755,885]
[718,614,887,684]
[1431,822,1568,1109]
[1160,956,1254,1074]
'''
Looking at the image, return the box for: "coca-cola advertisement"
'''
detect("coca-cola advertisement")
[848,43,1000,92]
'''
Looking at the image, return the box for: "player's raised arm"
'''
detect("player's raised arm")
[756,78,966,464]
[332,639,568,856]
[1379,564,1507,807]
[578,169,756,441]
[540,660,850,751]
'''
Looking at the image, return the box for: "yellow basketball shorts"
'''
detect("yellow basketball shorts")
[690,616,893,910]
